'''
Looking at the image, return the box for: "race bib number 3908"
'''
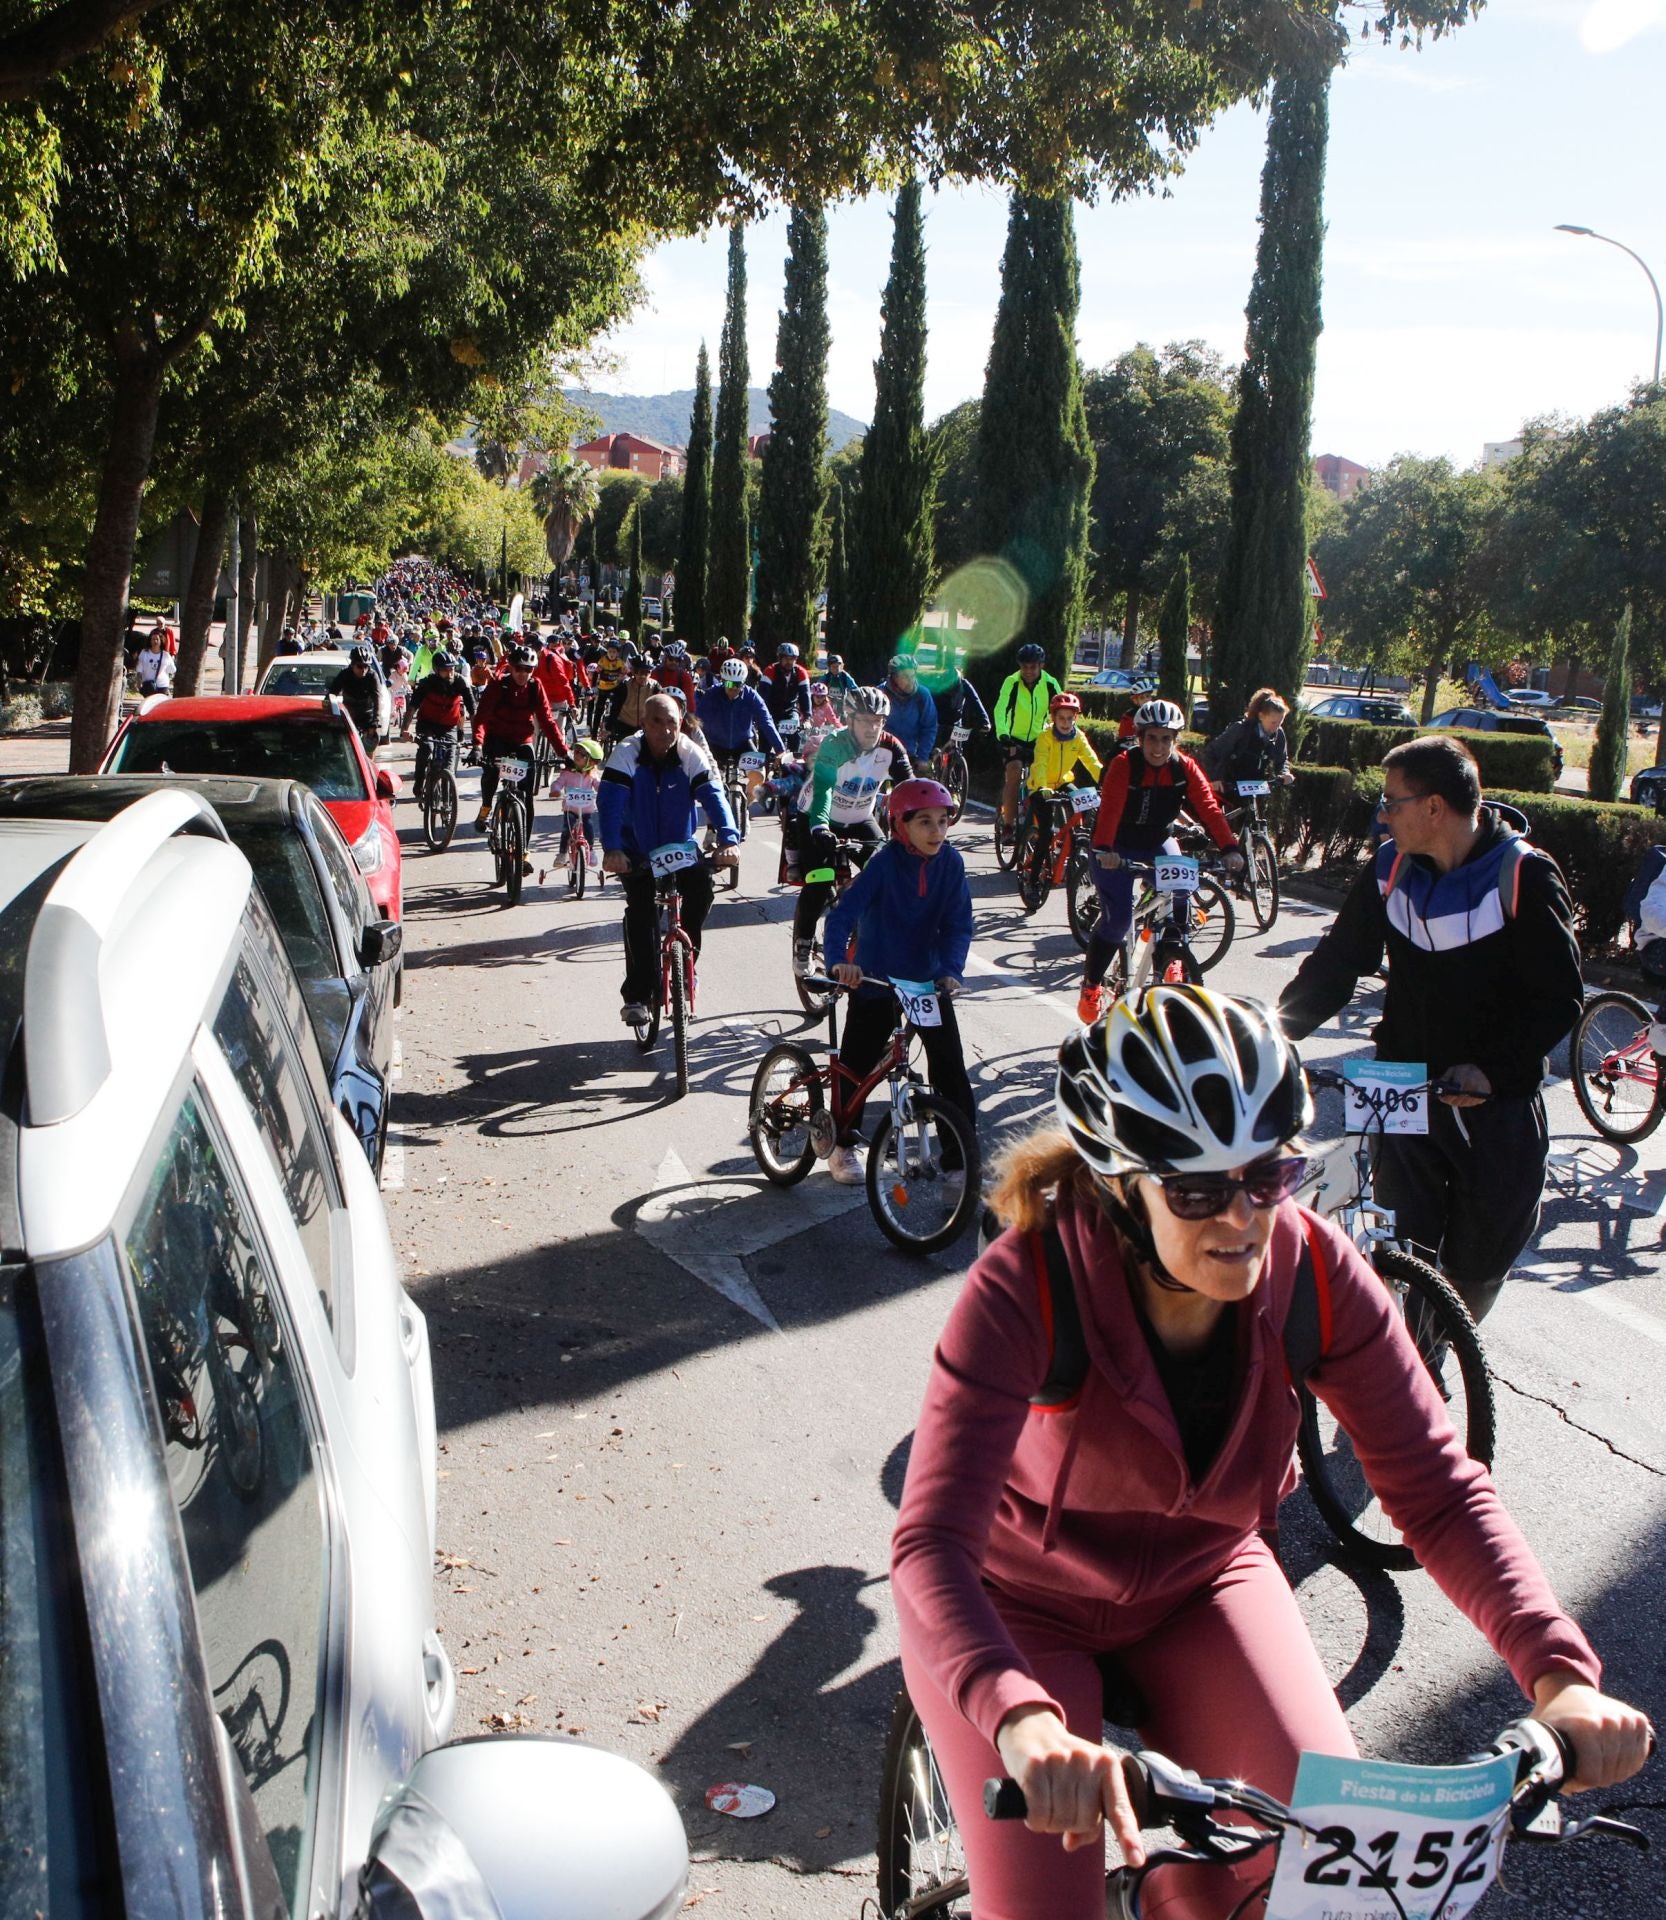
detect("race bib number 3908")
[1264,1751,1515,1920]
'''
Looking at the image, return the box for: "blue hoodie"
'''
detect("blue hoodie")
[598,733,737,859]
[824,839,974,991]
[886,680,940,765]
[697,682,786,756]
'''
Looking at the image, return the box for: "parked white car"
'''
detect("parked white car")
[259,650,393,741]
[0,791,687,1918]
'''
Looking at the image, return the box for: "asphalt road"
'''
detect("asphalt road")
[379,739,1666,1920]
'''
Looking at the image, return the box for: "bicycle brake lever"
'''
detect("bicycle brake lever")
[1518,1801,1650,1851]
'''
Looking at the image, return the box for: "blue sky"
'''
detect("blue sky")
[591,0,1665,469]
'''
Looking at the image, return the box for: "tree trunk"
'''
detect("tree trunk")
[1119,590,1141,670]
[1421,654,1441,722]
[174,478,233,697]
[69,330,168,772]
[235,513,257,691]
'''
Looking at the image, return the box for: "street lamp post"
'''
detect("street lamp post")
[1555,224,1663,388]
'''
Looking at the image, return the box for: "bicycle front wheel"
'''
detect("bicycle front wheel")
[1245,830,1280,932]
[794,911,837,1019]
[1016,831,1052,914]
[943,752,968,825]
[424,769,458,851]
[1186,878,1235,974]
[669,942,690,1098]
[867,1089,981,1256]
[747,1043,823,1186]
[1296,1246,1494,1571]
[1572,989,1664,1143]
[1066,848,1100,952]
[571,835,587,899]
[876,1690,970,1920]
[993,808,1021,872]
[502,802,525,905]
[728,780,750,843]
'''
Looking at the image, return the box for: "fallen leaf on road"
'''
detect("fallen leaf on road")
[682,1889,721,1908]
[481,1710,532,1732]
[815,1826,832,1838]
[461,1666,483,1675]
[630,1700,667,1723]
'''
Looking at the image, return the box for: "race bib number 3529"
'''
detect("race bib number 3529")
[1264,1751,1515,1920]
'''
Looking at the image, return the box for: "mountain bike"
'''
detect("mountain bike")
[714,748,764,846]
[792,828,880,1018]
[1071,851,1237,992]
[1017,784,1099,918]
[626,841,718,1099]
[873,1699,1644,1920]
[1295,1064,1495,1569]
[1224,778,1281,932]
[928,725,974,824]
[993,753,1030,872]
[747,976,980,1255]
[1569,988,1666,1142]
[483,752,533,905]
[414,731,459,851]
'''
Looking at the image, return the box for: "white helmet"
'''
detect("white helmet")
[1133,698,1186,733]
[1056,987,1310,1177]
[719,659,750,686]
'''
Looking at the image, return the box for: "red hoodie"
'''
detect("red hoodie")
[891,1191,1599,1749]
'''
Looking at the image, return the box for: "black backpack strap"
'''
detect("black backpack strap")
[1028,1224,1088,1413]
[1281,1205,1334,1386]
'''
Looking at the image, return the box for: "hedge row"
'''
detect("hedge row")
[1289,715,1555,794]
[1267,765,1666,946]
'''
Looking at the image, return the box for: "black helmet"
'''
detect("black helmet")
[1017,643,1046,665]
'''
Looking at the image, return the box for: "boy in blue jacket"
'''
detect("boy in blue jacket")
[823,777,976,1184]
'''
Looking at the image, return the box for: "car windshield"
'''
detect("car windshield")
[108,719,367,801]
[0,1267,110,1914]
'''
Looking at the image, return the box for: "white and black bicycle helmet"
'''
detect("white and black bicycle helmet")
[1132,698,1186,733]
[719,658,750,686]
[846,686,891,720]
[1056,987,1310,1179]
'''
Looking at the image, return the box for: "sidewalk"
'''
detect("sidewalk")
[0,722,71,778]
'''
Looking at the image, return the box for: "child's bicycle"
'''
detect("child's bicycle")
[747,975,980,1255]
[547,767,602,899]
[1569,988,1666,1142]
[1296,1063,1494,1569]
[874,1692,1648,1920]
[1016,783,1099,922]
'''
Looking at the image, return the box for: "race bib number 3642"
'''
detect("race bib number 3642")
[1264,1751,1515,1920]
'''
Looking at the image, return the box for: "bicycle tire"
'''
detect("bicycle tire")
[1066,848,1099,952]
[747,1044,823,1186]
[1571,989,1664,1144]
[502,801,524,906]
[866,1088,981,1256]
[993,810,1022,872]
[1017,832,1051,914]
[729,780,750,843]
[876,1689,970,1919]
[669,942,690,1098]
[1296,1245,1494,1570]
[424,769,458,851]
[794,911,837,1019]
[1186,877,1235,974]
[944,751,969,826]
[1246,830,1280,932]
[571,839,587,900]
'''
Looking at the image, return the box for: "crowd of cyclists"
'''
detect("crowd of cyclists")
[335,560,1653,1919]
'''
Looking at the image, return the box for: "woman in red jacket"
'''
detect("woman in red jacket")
[891,987,1650,1920]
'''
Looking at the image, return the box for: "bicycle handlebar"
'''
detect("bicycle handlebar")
[1306,1063,1474,1103]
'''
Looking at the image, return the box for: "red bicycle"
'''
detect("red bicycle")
[746,975,980,1255]
[627,840,716,1098]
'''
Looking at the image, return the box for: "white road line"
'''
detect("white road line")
[381,1128,406,1191]
[1517,1262,1666,1349]
[961,948,1080,1024]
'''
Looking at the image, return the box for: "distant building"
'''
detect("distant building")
[1313,453,1370,501]
[747,432,772,461]
[571,432,687,480]
[1482,438,1524,471]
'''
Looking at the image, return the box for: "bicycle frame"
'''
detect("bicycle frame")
[822,993,913,1138]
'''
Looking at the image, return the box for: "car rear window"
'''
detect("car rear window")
[108,719,367,801]
[261,662,338,698]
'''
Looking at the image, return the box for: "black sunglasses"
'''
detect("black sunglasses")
[1152,1154,1311,1222]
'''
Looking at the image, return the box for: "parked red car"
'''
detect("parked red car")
[101,695,403,919]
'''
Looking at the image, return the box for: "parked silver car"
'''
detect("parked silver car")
[0,791,686,1919]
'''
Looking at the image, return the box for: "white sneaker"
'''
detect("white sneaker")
[827,1144,866,1186]
[621,1002,651,1026]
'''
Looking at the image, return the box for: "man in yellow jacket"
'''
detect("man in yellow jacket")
[993,642,1063,825]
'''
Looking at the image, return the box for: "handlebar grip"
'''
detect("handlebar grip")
[982,1754,1154,1826]
[983,1778,1028,1821]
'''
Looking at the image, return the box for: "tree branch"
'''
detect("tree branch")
[0,0,173,103]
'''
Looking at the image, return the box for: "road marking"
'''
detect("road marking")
[635,1146,865,1332]
[961,948,1079,1024]
[381,1126,406,1191]
[1518,1260,1666,1348]
[391,1028,404,1083]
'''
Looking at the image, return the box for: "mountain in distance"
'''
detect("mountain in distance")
[565,387,867,454]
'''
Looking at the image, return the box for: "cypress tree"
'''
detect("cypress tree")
[1209,61,1331,721]
[849,180,937,681]
[1157,556,1193,719]
[1589,604,1633,803]
[969,193,1095,705]
[754,203,831,661]
[678,343,713,646]
[825,479,852,663]
[709,223,751,648]
[621,506,644,642]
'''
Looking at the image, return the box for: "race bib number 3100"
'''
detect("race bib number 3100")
[1264,1750,1515,1920]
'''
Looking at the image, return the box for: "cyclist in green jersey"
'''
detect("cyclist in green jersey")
[995,642,1064,827]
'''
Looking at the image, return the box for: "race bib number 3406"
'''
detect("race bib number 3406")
[1264,1751,1515,1920]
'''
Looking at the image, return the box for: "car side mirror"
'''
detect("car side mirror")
[359,918,403,970]
[358,1736,687,1920]
[376,767,402,799]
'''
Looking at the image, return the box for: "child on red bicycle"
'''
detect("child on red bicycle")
[1025,691,1103,847]
[824,778,976,1186]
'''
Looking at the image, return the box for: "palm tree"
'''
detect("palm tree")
[530,454,601,572]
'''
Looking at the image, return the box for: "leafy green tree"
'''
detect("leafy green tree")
[1313,455,1496,720]
[824,478,851,665]
[930,399,981,580]
[1083,340,1233,666]
[678,343,713,645]
[1157,555,1192,717]
[755,202,830,660]
[592,472,651,566]
[1586,604,1632,802]
[848,180,936,679]
[530,454,600,571]
[621,504,644,639]
[709,224,751,646]
[1210,60,1332,723]
[637,475,684,572]
[970,193,1094,697]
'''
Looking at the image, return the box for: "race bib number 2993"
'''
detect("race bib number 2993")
[1264,1751,1515,1920]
